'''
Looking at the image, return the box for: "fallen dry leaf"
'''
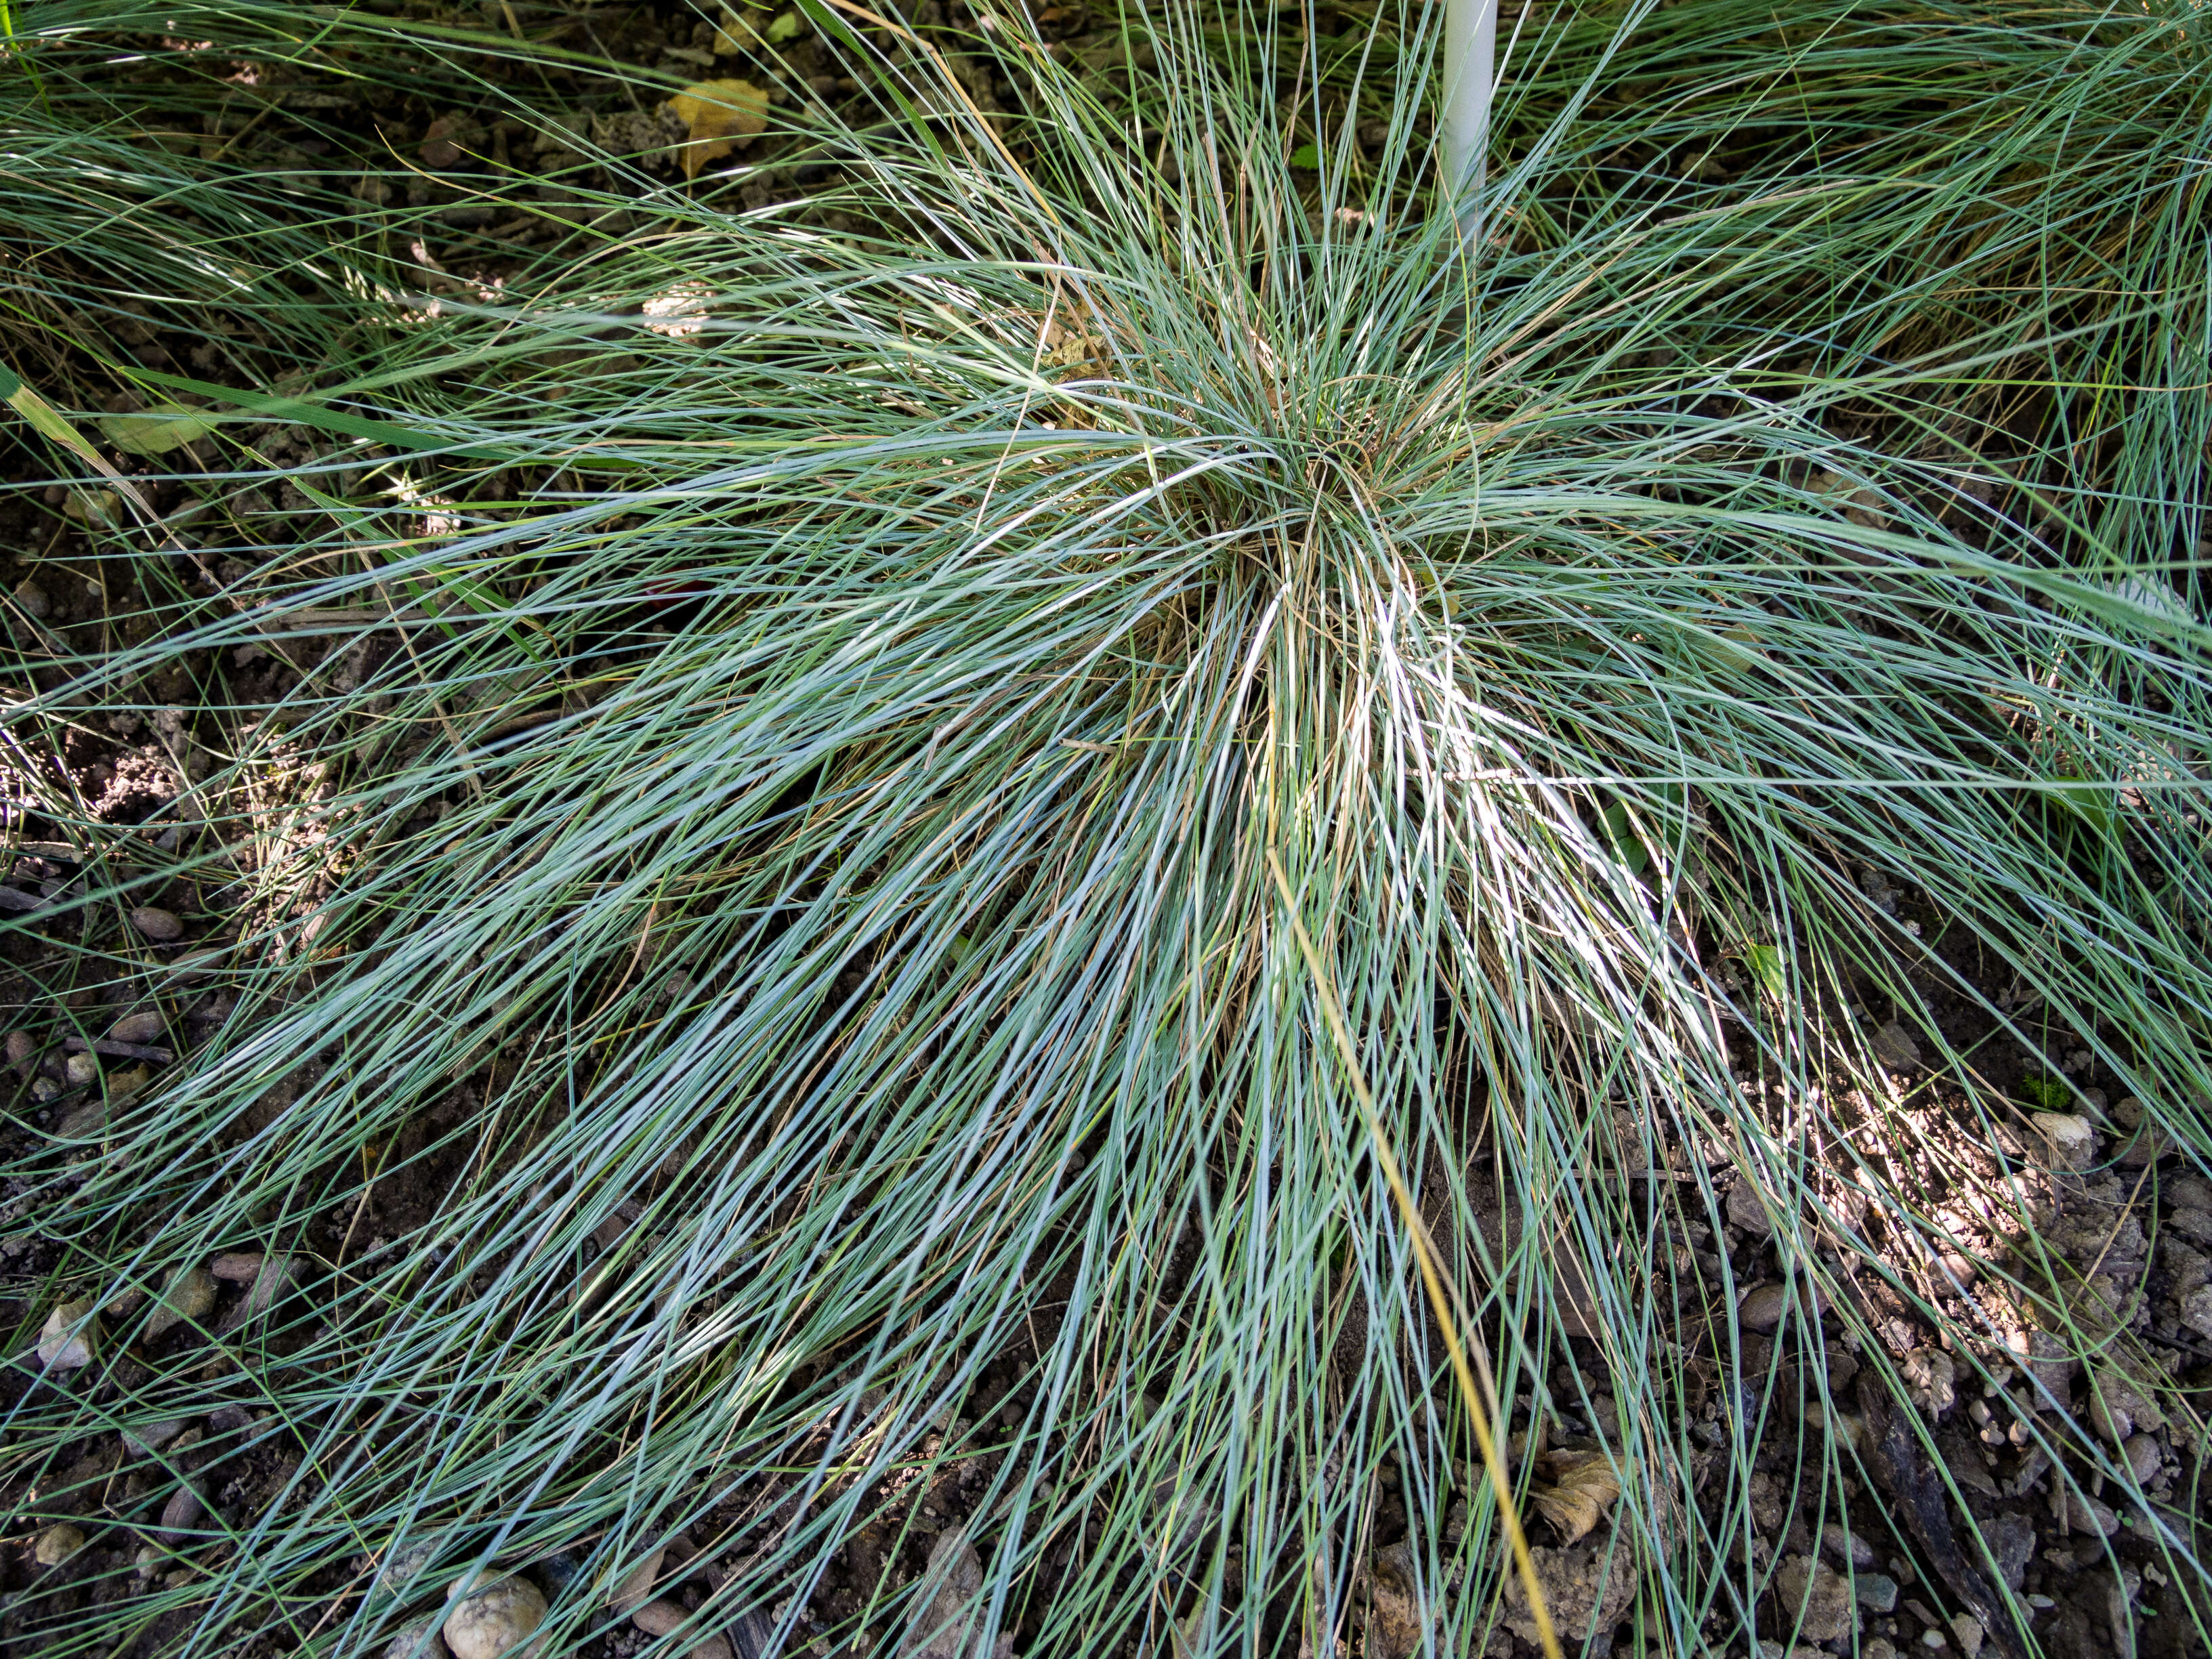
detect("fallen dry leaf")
[1364,1541,1431,1659]
[1530,1448,1621,1545]
[668,79,770,179]
[99,402,214,456]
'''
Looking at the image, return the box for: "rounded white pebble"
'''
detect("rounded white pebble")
[38,1300,97,1369]
[443,1574,547,1659]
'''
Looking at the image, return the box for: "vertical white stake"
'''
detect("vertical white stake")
[1442,0,1499,252]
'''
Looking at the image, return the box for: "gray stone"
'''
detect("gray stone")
[158,1482,207,1543]
[145,1266,217,1339]
[124,1416,192,1456]
[130,906,185,942]
[1774,1555,1856,1643]
[381,1620,452,1659]
[2013,1329,2077,1393]
[608,1543,667,1611]
[1990,1512,2035,1589]
[38,1299,97,1369]
[1821,1523,1875,1568]
[2051,1483,2117,1538]
[1739,1283,1791,1331]
[633,1599,688,1638]
[368,1541,438,1605]
[1873,1022,1921,1072]
[2120,1434,2161,1485]
[108,1010,165,1045]
[2180,1284,2212,1342]
[1854,1574,1900,1614]
[34,1522,85,1566]
[1727,1181,1772,1237]
[169,947,228,981]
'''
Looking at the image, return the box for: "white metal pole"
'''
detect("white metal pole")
[1441,0,1498,251]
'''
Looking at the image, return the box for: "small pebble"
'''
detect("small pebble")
[5,1029,35,1078]
[158,1481,207,1543]
[108,1010,165,1045]
[2028,1112,2093,1169]
[2120,1434,2161,1485]
[209,1251,266,1282]
[241,1253,295,1315]
[1948,1614,1984,1658]
[1873,1021,1921,1071]
[381,1618,453,1659]
[125,1416,192,1456]
[1855,1575,1900,1614]
[1738,1282,1791,1330]
[34,1522,85,1566]
[145,1266,217,1339]
[608,1542,667,1610]
[535,1550,583,1595]
[1920,1630,1946,1650]
[2051,1484,2118,1537]
[1726,1180,1772,1236]
[131,906,185,942]
[38,1299,97,1369]
[444,1572,547,1659]
[169,946,227,981]
[2180,1284,2212,1342]
[135,1544,162,1579]
[64,1052,100,1088]
[1774,1555,1856,1643]
[14,577,52,619]
[631,1599,688,1638]
[370,1542,439,1604]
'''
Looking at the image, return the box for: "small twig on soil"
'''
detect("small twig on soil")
[62,1036,173,1062]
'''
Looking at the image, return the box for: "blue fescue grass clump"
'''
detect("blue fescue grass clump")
[3,2,2207,1655]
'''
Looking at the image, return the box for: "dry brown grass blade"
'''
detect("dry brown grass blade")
[1530,1450,1622,1547]
[1266,848,1564,1659]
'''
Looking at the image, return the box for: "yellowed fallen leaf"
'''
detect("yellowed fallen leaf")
[99,402,215,456]
[668,79,770,179]
[65,487,121,526]
[1364,1541,1430,1659]
[1530,1449,1621,1545]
